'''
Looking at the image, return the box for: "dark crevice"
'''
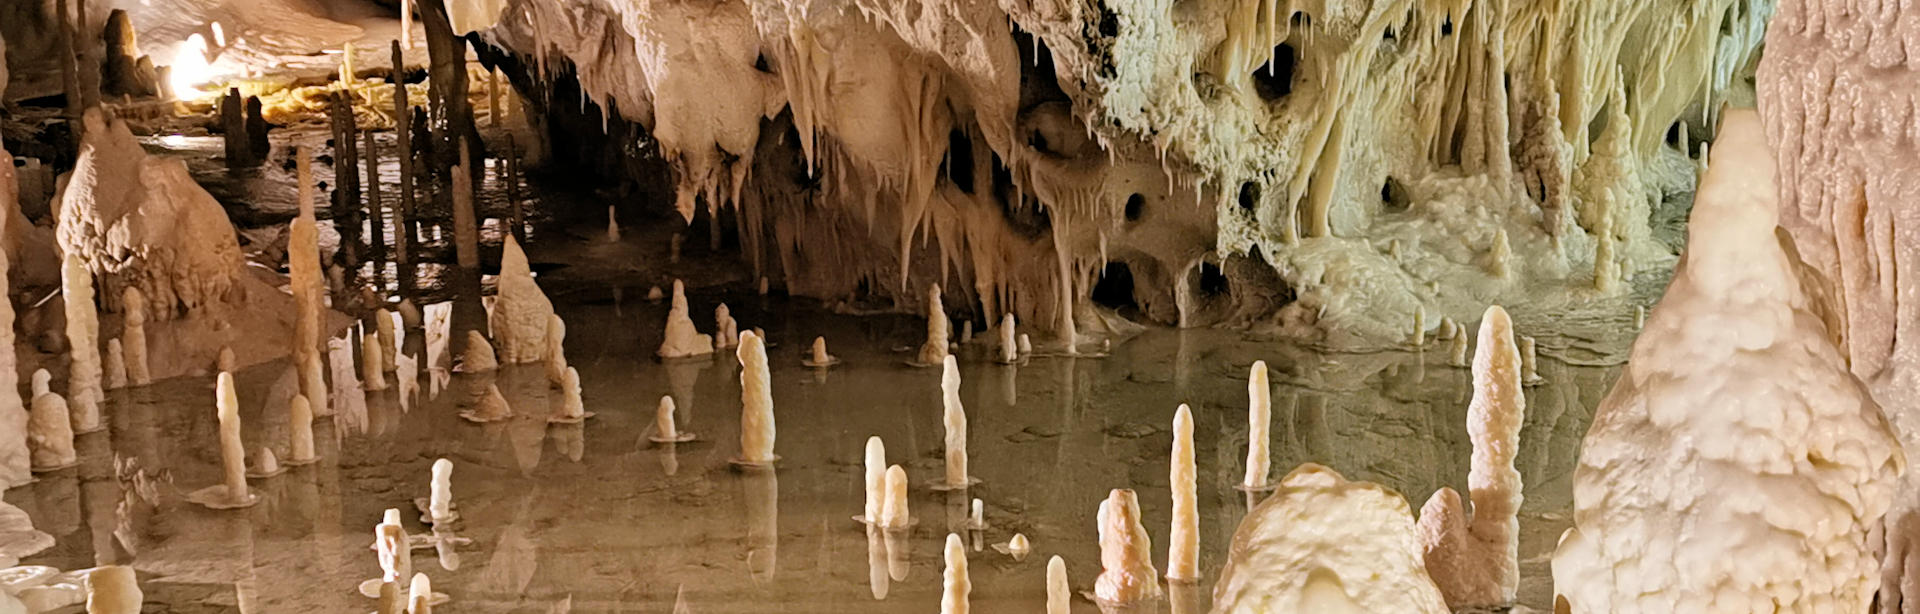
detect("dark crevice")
[946,129,976,194]
[1197,261,1230,297]
[1238,181,1261,212]
[1441,14,1454,36]
[991,152,1050,239]
[1252,43,1296,101]
[1381,176,1410,210]
[1124,193,1145,221]
[1092,262,1139,311]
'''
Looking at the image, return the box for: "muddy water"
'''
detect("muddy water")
[6,287,1610,612]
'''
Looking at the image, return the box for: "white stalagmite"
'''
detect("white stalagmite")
[363,332,388,391]
[62,254,102,434]
[941,533,969,614]
[396,352,418,412]
[303,348,330,417]
[286,394,316,465]
[104,339,125,390]
[459,331,497,372]
[1047,556,1069,614]
[1552,111,1903,612]
[658,280,714,358]
[1094,489,1160,603]
[429,458,453,523]
[970,498,986,529]
[377,309,397,372]
[0,245,27,487]
[997,314,1018,364]
[880,465,910,529]
[1006,533,1030,560]
[290,149,325,412]
[1487,228,1511,279]
[713,304,738,350]
[1243,360,1271,489]
[1417,305,1524,608]
[1411,307,1426,347]
[406,573,431,614]
[551,367,587,423]
[1018,334,1032,355]
[491,234,555,364]
[1519,336,1543,385]
[917,285,949,366]
[939,356,969,488]
[27,370,75,471]
[1448,328,1470,367]
[544,315,567,386]
[248,446,281,477]
[863,436,885,523]
[122,287,150,387]
[1168,404,1198,581]
[735,330,776,464]
[806,336,836,367]
[187,372,255,509]
[85,565,140,614]
[649,396,694,443]
[1210,464,1448,613]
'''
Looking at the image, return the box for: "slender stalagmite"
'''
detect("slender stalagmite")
[0,246,27,487]
[1047,556,1069,614]
[1413,307,1427,346]
[940,356,969,488]
[1168,404,1198,581]
[377,309,398,371]
[122,287,150,386]
[1418,305,1525,607]
[804,336,836,367]
[292,147,329,415]
[1520,335,1543,385]
[1095,489,1160,602]
[287,394,316,464]
[28,370,75,471]
[62,254,102,433]
[428,458,453,523]
[606,206,620,242]
[714,304,737,350]
[86,564,141,614]
[942,533,970,614]
[918,285,950,365]
[997,314,1018,364]
[1450,327,1470,367]
[880,465,910,529]
[1243,360,1271,489]
[863,436,885,522]
[735,331,777,464]
[104,339,125,390]
[545,315,567,386]
[407,573,431,614]
[650,396,694,442]
[185,372,254,508]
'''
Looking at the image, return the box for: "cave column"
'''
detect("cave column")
[390,40,415,295]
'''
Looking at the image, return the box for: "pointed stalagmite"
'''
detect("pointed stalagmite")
[104,339,126,390]
[62,254,102,434]
[863,436,885,523]
[459,331,496,372]
[544,315,567,386]
[658,280,714,358]
[363,332,388,390]
[85,564,141,614]
[291,149,326,413]
[1243,361,1271,489]
[880,465,910,529]
[492,234,555,364]
[248,446,281,477]
[187,372,255,508]
[0,246,26,487]
[606,206,620,242]
[1006,534,1030,560]
[1488,228,1511,279]
[551,367,586,423]
[714,304,737,350]
[1095,489,1160,603]
[1047,556,1069,614]
[917,285,950,366]
[939,356,970,488]
[649,396,694,443]
[803,336,837,367]
[1418,305,1524,607]
[377,309,398,372]
[1412,307,1427,346]
[997,314,1018,364]
[941,533,970,614]
[287,394,316,464]
[1519,336,1543,385]
[28,370,75,471]
[735,330,776,464]
[1449,327,1470,367]
[1169,404,1198,581]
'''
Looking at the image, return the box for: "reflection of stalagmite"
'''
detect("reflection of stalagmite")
[1417,305,1523,608]
[1551,112,1903,613]
[103,339,126,390]
[1094,489,1159,603]
[865,526,889,600]
[742,466,779,582]
[941,533,969,614]
[918,285,950,366]
[28,370,76,471]
[62,254,102,434]
[1168,404,1198,581]
[1242,361,1271,489]
[459,384,512,423]
[658,280,714,358]
[937,356,971,489]
[1212,464,1446,613]
[734,331,776,465]
[459,331,496,372]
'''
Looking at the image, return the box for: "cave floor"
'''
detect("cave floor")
[6,289,1609,612]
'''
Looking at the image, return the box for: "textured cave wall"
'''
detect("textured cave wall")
[462,0,1771,349]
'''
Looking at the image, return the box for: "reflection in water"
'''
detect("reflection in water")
[864,526,887,600]
[741,466,778,583]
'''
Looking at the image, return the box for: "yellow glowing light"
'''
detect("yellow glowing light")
[168,34,217,99]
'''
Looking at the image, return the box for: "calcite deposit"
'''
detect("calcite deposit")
[490,235,554,363]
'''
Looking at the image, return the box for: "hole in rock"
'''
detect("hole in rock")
[1441,14,1453,36]
[1384,25,1396,40]
[947,129,976,193]
[1290,11,1311,29]
[1381,176,1410,210]
[1125,193,1145,221]
[1197,261,1230,297]
[754,53,771,73]
[1092,262,1139,311]
[1238,181,1261,212]
[1098,6,1120,37]
[1253,43,1296,101]
[1666,122,1683,146]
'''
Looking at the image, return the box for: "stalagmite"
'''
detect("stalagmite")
[960,321,973,345]
[1449,328,1470,367]
[61,254,102,434]
[27,371,75,471]
[1047,556,1069,614]
[606,206,620,242]
[1168,404,1198,582]
[917,285,950,366]
[377,309,398,372]
[363,332,389,391]
[459,383,511,423]
[550,367,588,423]
[291,149,326,413]
[1094,489,1159,603]
[247,446,282,478]
[734,331,777,465]
[544,315,567,386]
[0,243,23,487]
[1242,361,1272,489]
[969,498,987,530]
[396,353,419,412]
[187,372,256,509]
[1211,464,1448,613]
[1592,213,1620,294]
[658,280,714,358]
[649,396,695,443]
[757,277,769,295]
[1005,534,1030,560]
[1632,305,1645,329]
[1519,336,1543,385]
[103,340,125,390]
[429,458,454,524]
[84,565,140,614]
[714,305,738,350]
[1438,317,1458,341]
[407,573,431,614]
[996,314,1018,364]
[216,346,237,374]
[941,533,969,614]
[647,286,664,301]
[936,356,971,489]
[365,511,411,600]
[862,436,885,523]
[1488,228,1511,279]
[492,235,555,364]
[459,331,496,372]
[880,465,910,529]
[303,351,329,416]
[286,394,316,465]
[1417,305,1524,608]
[1018,334,1032,355]
[802,336,838,368]
[1412,307,1426,347]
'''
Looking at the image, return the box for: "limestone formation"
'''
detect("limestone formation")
[429,459,455,523]
[84,565,140,614]
[1552,113,1902,612]
[1047,556,1068,614]
[1211,464,1447,613]
[186,372,257,509]
[27,371,75,472]
[941,533,969,614]
[459,384,512,424]
[0,245,27,488]
[544,314,567,386]
[377,309,398,373]
[103,339,125,390]
[61,254,102,434]
[713,304,737,350]
[879,465,910,530]
[550,367,588,423]
[649,396,695,443]
[1243,360,1271,489]
[291,149,327,414]
[459,331,497,372]
[734,330,776,464]
[1168,404,1198,582]
[658,280,713,358]
[247,446,283,478]
[396,352,419,412]
[801,336,837,368]
[862,436,884,523]
[491,235,554,364]
[1417,305,1523,608]
[936,356,970,489]
[363,332,388,391]
[215,346,236,375]
[286,394,316,465]
[1094,489,1159,604]
[996,314,1018,365]
[916,285,949,366]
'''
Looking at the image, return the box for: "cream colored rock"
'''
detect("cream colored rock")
[1168,404,1198,581]
[1094,489,1159,603]
[916,285,949,366]
[1448,329,1470,367]
[941,533,969,614]
[377,308,398,372]
[103,339,125,390]
[215,346,236,374]
[459,331,497,372]
[84,565,139,614]
[938,356,969,488]
[363,332,388,391]
[491,235,554,364]
[288,151,326,413]
[0,245,26,487]
[186,372,256,509]
[879,464,910,530]
[802,336,837,368]
[996,314,1018,364]
[61,254,102,434]
[1417,305,1523,608]
[544,314,567,386]
[713,304,737,350]
[248,446,282,478]
[1552,112,1903,612]
[1243,360,1271,489]
[1017,334,1032,355]
[658,280,714,358]
[1212,464,1447,613]
[862,436,885,523]
[407,573,431,614]
[551,367,588,423]
[286,394,316,465]
[328,336,367,431]
[734,330,776,464]
[429,458,454,523]
[1519,335,1543,385]
[1047,556,1068,614]
[649,396,695,443]
[27,370,75,472]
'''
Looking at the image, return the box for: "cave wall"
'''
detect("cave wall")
[462,0,1772,349]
